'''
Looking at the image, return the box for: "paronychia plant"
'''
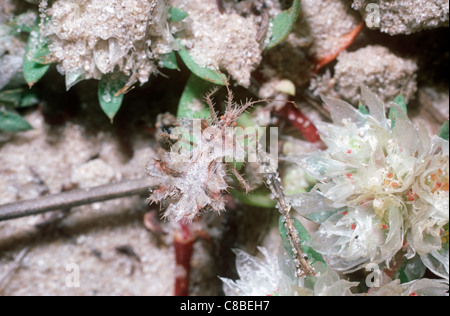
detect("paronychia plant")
[221,87,449,296]
[1,0,301,128]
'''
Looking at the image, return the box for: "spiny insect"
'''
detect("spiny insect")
[147,83,263,222]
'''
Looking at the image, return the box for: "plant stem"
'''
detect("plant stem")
[0,247,30,294]
[313,22,364,73]
[279,103,321,143]
[0,178,150,221]
[174,221,195,296]
[259,148,316,277]
[265,171,316,277]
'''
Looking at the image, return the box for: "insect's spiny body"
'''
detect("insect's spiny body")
[148,84,257,221]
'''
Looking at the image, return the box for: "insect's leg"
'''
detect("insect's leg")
[204,87,220,125]
[226,163,252,193]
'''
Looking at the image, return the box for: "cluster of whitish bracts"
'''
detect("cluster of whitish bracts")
[287,87,448,277]
[220,246,448,296]
[221,87,448,296]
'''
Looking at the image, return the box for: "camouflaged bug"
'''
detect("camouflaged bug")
[147,84,262,221]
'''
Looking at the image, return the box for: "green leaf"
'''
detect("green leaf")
[23,25,51,87]
[169,7,188,22]
[0,88,39,108]
[159,51,179,70]
[230,187,277,208]
[19,91,40,108]
[358,104,369,115]
[0,109,33,132]
[393,255,426,284]
[389,94,407,128]
[98,73,128,123]
[438,121,449,141]
[8,11,38,34]
[265,0,301,50]
[176,40,227,85]
[177,74,215,119]
[174,74,213,157]
[279,215,326,269]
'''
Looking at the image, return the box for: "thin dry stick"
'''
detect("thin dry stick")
[259,154,316,277]
[0,247,30,294]
[0,178,150,222]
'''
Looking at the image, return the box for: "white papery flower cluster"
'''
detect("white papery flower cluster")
[41,0,174,89]
[221,247,358,296]
[287,87,449,279]
[368,278,449,296]
[221,247,448,296]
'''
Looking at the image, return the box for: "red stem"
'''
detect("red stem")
[280,103,321,143]
[174,220,195,296]
[313,22,364,73]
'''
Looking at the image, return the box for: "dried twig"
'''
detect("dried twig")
[0,247,30,294]
[259,154,316,277]
[0,178,150,222]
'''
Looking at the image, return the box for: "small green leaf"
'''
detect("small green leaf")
[358,103,369,115]
[23,25,51,87]
[176,40,227,85]
[0,109,33,132]
[279,215,326,268]
[0,88,39,108]
[174,74,213,155]
[177,74,215,119]
[438,121,449,141]
[98,73,128,123]
[392,94,407,112]
[230,187,277,208]
[159,51,179,70]
[265,0,301,50]
[0,89,22,106]
[389,94,407,128]
[393,255,426,284]
[19,91,39,108]
[8,11,38,34]
[169,7,188,22]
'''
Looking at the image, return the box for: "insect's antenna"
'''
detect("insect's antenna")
[209,65,232,112]
[237,98,297,118]
[265,98,297,107]
[204,87,220,125]
[211,64,229,86]
[235,98,265,117]
[115,74,137,96]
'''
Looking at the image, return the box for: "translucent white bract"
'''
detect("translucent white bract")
[287,86,449,277]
